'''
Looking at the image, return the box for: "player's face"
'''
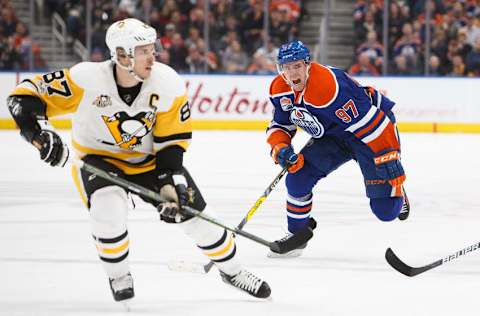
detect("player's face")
[133,43,156,79]
[281,60,308,91]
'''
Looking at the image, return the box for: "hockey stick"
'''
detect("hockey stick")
[77,160,314,255]
[385,241,480,277]
[171,138,314,273]
[198,167,289,273]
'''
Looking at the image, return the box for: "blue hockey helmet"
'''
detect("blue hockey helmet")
[276,40,311,66]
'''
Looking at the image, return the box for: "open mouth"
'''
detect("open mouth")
[292,79,301,85]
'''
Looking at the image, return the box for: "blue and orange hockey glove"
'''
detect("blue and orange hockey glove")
[271,143,304,173]
[374,150,406,187]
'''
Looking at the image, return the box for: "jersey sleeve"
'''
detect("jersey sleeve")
[10,69,84,118]
[153,93,192,153]
[266,76,297,147]
[335,72,400,154]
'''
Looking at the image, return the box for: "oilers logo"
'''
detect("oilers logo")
[102,111,155,149]
[290,108,325,138]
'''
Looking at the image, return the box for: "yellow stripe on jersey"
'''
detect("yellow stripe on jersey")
[72,139,148,159]
[71,164,88,208]
[103,157,156,175]
[72,139,155,175]
[153,94,192,152]
[10,69,84,118]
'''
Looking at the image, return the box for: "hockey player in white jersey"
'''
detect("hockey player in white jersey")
[6,18,271,302]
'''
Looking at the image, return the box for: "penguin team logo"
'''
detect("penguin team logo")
[102,111,155,149]
[290,107,325,138]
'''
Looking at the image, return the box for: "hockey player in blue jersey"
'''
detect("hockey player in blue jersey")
[267,40,409,257]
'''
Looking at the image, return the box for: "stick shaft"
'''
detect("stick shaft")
[79,160,274,248]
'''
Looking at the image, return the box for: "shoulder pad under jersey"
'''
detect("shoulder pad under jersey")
[303,63,339,108]
[269,75,293,98]
[149,62,186,97]
[69,61,112,90]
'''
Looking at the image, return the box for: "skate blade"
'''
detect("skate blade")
[222,281,272,300]
[267,249,303,258]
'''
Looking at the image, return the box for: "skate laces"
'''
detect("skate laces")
[111,273,133,292]
[231,270,263,294]
[278,232,294,242]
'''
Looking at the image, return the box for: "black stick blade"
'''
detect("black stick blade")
[385,248,442,277]
[385,248,415,276]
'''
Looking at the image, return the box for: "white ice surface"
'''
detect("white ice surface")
[1,130,480,316]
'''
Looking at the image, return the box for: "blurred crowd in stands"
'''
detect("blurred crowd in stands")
[0,0,45,70]
[45,0,303,74]
[349,0,480,76]
[1,0,480,77]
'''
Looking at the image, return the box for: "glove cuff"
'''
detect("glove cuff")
[271,143,288,162]
[172,172,188,187]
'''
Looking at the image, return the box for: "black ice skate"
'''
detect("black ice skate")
[268,217,316,258]
[109,272,134,302]
[268,237,307,258]
[220,270,271,298]
[398,187,410,221]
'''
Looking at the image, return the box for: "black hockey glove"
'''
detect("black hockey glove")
[157,171,189,223]
[32,128,69,167]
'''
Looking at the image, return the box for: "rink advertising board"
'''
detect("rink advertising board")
[0,72,479,133]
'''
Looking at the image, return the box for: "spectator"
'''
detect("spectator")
[389,2,410,48]
[356,30,384,70]
[465,36,480,76]
[391,54,417,75]
[448,54,466,76]
[134,0,156,23]
[393,23,421,67]
[157,49,170,65]
[356,11,382,46]
[254,39,279,69]
[240,0,264,54]
[0,35,21,69]
[247,51,276,75]
[167,32,188,72]
[0,6,17,37]
[430,27,449,62]
[160,23,176,50]
[270,0,301,23]
[222,39,249,73]
[186,43,207,73]
[466,14,480,46]
[428,54,446,75]
[269,9,293,46]
[185,26,202,50]
[348,52,380,76]
[197,39,219,73]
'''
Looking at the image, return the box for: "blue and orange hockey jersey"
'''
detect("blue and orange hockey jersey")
[267,63,399,156]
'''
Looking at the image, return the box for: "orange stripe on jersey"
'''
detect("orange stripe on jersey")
[366,122,400,153]
[269,75,292,96]
[287,204,312,213]
[303,63,338,108]
[267,130,292,147]
[355,111,385,138]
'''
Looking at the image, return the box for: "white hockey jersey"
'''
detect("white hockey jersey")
[10,61,192,175]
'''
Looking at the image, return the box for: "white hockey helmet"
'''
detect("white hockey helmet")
[106,18,157,60]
